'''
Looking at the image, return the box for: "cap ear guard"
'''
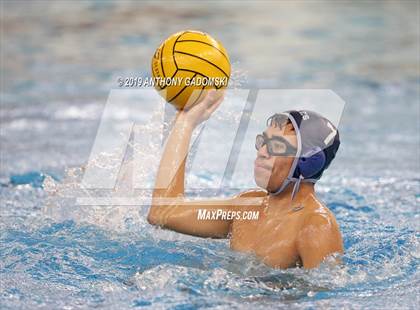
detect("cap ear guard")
[297,146,326,178]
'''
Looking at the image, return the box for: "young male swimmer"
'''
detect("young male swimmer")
[147,90,343,269]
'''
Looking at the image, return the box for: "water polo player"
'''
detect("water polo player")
[147,90,343,269]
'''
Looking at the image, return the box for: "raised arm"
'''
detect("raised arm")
[147,91,262,238]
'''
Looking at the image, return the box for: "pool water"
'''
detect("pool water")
[1,1,419,309]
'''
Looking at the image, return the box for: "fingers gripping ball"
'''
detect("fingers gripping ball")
[151,30,231,110]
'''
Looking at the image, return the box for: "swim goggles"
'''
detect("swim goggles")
[255,132,297,156]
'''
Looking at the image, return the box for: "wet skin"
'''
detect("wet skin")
[148,90,343,269]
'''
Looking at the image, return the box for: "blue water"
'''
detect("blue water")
[1,1,419,309]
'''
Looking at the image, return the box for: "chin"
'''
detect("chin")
[254,169,270,189]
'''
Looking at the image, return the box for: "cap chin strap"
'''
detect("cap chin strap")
[269,114,317,201]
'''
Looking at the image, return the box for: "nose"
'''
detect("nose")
[257,143,270,158]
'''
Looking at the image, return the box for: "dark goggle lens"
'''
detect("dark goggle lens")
[255,135,265,150]
[270,139,287,154]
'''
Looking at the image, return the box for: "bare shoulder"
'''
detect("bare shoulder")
[296,194,344,266]
[231,189,267,214]
[234,189,268,198]
[302,194,339,226]
[297,195,344,268]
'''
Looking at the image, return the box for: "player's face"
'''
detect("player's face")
[253,123,297,192]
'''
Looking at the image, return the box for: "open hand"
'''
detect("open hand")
[179,89,225,128]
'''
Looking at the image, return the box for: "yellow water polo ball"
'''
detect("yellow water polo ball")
[151,30,231,110]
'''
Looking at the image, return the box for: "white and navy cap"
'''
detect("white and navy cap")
[267,110,340,199]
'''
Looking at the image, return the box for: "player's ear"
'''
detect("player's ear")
[284,122,295,133]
